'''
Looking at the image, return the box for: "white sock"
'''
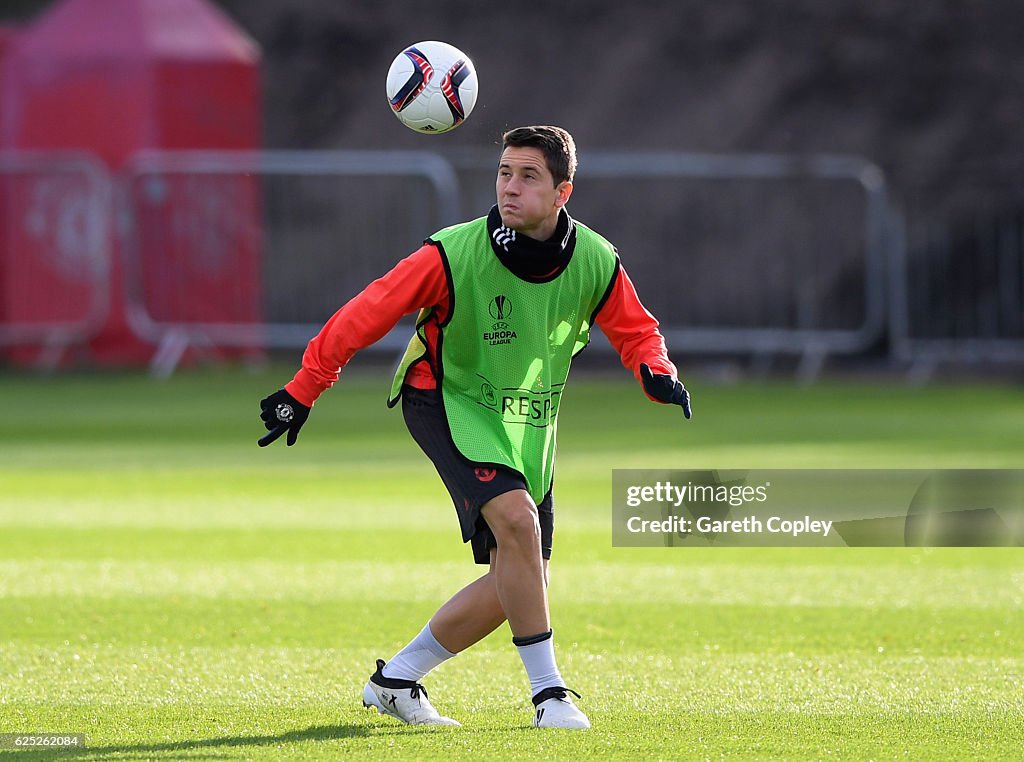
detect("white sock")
[513,629,564,697]
[381,622,456,682]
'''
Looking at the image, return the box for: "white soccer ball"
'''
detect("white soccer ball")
[386,41,478,134]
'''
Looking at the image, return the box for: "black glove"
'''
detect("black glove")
[640,363,692,420]
[258,389,311,447]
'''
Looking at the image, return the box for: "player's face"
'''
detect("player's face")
[496,146,573,241]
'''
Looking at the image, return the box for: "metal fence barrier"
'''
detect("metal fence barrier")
[119,150,461,377]
[0,151,111,369]
[120,149,890,378]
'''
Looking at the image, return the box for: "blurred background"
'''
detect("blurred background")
[0,0,1022,382]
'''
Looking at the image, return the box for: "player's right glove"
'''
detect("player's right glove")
[258,389,311,447]
[640,363,692,420]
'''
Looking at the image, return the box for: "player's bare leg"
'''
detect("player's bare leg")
[480,490,549,637]
[480,490,589,729]
[428,572,505,652]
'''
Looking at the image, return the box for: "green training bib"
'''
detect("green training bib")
[390,216,618,503]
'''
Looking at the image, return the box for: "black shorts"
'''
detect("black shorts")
[401,385,554,565]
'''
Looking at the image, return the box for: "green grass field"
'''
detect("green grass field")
[1,366,1022,760]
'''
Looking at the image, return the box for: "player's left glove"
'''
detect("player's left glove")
[258,389,311,447]
[640,363,692,420]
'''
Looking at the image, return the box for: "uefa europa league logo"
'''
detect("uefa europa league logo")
[488,295,512,321]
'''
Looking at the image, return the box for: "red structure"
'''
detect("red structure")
[0,0,261,364]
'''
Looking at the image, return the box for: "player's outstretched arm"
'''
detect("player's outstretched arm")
[258,388,311,447]
[257,243,450,449]
[592,263,692,421]
[639,363,692,420]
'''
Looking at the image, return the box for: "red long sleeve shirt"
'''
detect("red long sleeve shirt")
[285,243,677,407]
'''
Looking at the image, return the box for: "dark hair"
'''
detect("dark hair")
[501,125,577,185]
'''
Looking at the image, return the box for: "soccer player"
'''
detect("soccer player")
[258,125,691,730]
